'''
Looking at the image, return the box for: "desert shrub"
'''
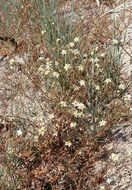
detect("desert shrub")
[0,0,131,189]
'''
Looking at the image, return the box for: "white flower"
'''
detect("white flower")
[45,70,50,75]
[38,66,44,73]
[95,63,99,67]
[41,30,46,35]
[74,37,79,42]
[106,178,112,184]
[33,116,38,121]
[53,131,58,136]
[77,103,86,110]
[73,49,79,55]
[69,42,75,47]
[64,64,70,71]
[90,51,94,56]
[46,61,52,69]
[113,39,119,45]
[70,122,77,128]
[127,151,132,156]
[8,117,13,121]
[52,72,59,78]
[78,149,82,155]
[100,53,105,57]
[83,53,87,57]
[38,127,45,135]
[73,110,78,117]
[65,141,72,147]
[56,38,60,42]
[79,80,85,86]
[8,146,14,154]
[99,120,107,126]
[104,78,111,84]
[61,101,67,107]
[15,56,25,64]
[124,94,131,101]
[39,116,44,121]
[72,100,79,107]
[55,61,59,66]
[38,56,45,61]
[78,112,84,117]
[49,114,54,120]
[111,153,119,161]
[94,46,98,51]
[89,58,94,62]
[78,65,84,71]
[61,50,67,55]
[95,85,100,90]
[118,84,125,90]
[94,57,99,63]
[17,129,22,136]
[34,135,39,141]
[10,59,15,64]
[100,186,105,190]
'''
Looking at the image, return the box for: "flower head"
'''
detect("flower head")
[113,39,119,45]
[78,112,84,117]
[8,146,14,154]
[56,38,60,42]
[106,178,112,184]
[69,42,75,47]
[95,85,100,90]
[73,110,78,117]
[38,66,44,74]
[118,84,125,90]
[100,186,105,190]
[104,78,111,84]
[52,72,59,78]
[61,101,67,107]
[10,59,15,64]
[90,51,94,56]
[70,122,77,128]
[45,70,50,75]
[124,94,131,101]
[55,61,59,66]
[78,65,84,71]
[99,120,107,126]
[34,135,39,141]
[72,100,79,107]
[17,129,22,136]
[89,58,94,62]
[83,53,87,58]
[127,151,132,156]
[33,116,38,121]
[64,64,70,71]
[94,57,99,63]
[65,141,72,147]
[74,37,79,42]
[38,56,45,61]
[79,80,85,86]
[39,116,44,121]
[41,30,46,35]
[111,153,119,161]
[49,114,54,120]
[73,49,79,55]
[61,50,67,55]
[100,53,105,57]
[38,127,45,136]
[53,131,58,136]
[77,103,86,110]
[94,46,98,51]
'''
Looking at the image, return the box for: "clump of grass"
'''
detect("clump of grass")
[0,0,131,189]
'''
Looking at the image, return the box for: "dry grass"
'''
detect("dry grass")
[0,0,131,189]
